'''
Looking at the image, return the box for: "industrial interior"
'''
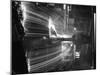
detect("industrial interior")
[12,1,96,74]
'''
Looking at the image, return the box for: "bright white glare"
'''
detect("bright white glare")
[57,34,72,38]
[27,58,30,72]
[21,2,27,21]
[63,4,66,10]
[70,43,73,47]
[20,2,27,32]
[75,51,80,58]
[61,44,66,51]
[43,36,47,39]
[74,27,77,31]
[94,13,96,36]
[48,17,57,38]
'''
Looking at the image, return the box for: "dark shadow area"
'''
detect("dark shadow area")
[12,1,28,74]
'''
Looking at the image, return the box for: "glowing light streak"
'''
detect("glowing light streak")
[30,50,61,62]
[30,53,61,71]
[26,9,48,21]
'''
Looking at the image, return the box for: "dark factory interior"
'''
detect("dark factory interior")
[12,0,96,74]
